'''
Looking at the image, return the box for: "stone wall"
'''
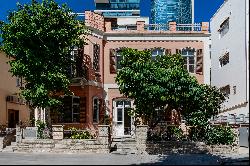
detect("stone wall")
[14,125,110,153]
[145,141,238,155]
[136,125,239,155]
[15,139,109,153]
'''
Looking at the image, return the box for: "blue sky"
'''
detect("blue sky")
[0,0,224,23]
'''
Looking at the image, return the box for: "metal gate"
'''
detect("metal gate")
[239,127,249,147]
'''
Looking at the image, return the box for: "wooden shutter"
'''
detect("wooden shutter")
[99,99,104,124]
[110,49,117,74]
[165,49,172,55]
[176,49,182,54]
[80,97,87,123]
[196,49,203,74]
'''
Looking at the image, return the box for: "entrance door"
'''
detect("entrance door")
[113,100,132,136]
[8,110,19,128]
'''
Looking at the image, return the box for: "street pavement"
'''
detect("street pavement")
[0,147,248,165]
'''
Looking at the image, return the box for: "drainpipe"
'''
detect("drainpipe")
[245,0,249,104]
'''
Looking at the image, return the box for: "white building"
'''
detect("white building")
[210,0,249,117]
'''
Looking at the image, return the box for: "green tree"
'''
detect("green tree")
[115,48,226,127]
[0,0,87,108]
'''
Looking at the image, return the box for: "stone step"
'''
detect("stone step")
[2,146,14,152]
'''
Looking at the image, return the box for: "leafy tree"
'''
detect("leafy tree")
[115,48,226,127]
[0,0,87,108]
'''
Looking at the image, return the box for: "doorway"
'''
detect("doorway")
[8,110,19,128]
[113,99,133,137]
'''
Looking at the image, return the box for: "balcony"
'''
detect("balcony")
[107,21,209,33]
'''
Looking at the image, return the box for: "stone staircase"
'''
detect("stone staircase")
[110,136,137,154]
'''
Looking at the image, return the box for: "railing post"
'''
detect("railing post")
[52,125,64,140]
[136,21,145,31]
[16,124,22,143]
[201,22,209,32]
[135,125,148,154]
[169,22,176,31]
[98,125,110,152]
[105,21,112,32]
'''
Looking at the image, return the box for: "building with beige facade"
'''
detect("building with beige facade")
[0,51,30,128]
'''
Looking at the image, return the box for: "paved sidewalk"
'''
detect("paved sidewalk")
[218,147,249,165]
[0,147,248,165]
[0,152,222,165]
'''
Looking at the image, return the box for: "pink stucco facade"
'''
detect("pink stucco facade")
[52,11,211,132]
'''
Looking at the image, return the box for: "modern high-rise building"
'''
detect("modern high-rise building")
[94,0,140,17]
[151,0,194,25]
[94,0,149,28]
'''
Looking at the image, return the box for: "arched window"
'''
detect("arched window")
[93,97,99,123]
[181,48,195,73]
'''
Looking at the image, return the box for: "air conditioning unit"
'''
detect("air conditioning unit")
[6,95,25,104]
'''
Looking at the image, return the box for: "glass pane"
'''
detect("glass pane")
[116,101,123,107]
[72,114,80,123]
[93,98,99,123]
[189,57,194,64]
[183,57,187,64]
[182,50,187,55]
[189,65,194,73]
[124,100,131,108]
[117,108,123,121]
[73,97,80,104]
[72,105,80,113]
[117,55,123,69]
[188,50,194,56]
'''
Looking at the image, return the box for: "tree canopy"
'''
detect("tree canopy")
[0,0,88,108]
[115,48,226,126]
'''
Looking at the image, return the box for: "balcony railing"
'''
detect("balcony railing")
[110,22,206,32]
[144,24,169,31]
[176,23,202,31]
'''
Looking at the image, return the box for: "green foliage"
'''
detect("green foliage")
[147,126,185,142]
[115,48,226,127]
[36,120,51,139]
[204,125,235,145]
[69,127,94,139]
[101,114,111,125]
[0,0,88,108]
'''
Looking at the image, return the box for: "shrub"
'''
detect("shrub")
[205,125,235,145]
[147,126,185,141]
[69,127,94,139]
[36,120,51,139]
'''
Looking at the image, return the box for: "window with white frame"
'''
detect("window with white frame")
[152,48,164,60]
[181,48,195,73]
[219,17,229,38]
[93,97,99,123]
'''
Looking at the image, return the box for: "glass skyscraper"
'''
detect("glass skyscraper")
[151,0,194,25]
[95,0,140,17]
